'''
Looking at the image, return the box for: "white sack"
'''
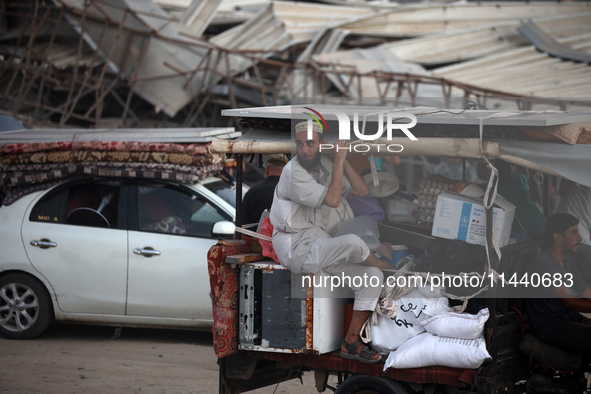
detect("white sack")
[370,286,450,355]
[384,332,491,370]
[420,308,489,340]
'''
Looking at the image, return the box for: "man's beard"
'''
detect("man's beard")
[565,242,580,254]
[298,151,321,172]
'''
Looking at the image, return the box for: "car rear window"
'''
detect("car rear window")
[203,179,246,207]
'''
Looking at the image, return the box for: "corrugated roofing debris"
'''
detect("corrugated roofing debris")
[179,0,223,37]
[433,33,591,99]
[339,2,591,37]
[210,2,375,50]
[156,0,271,26]
[55,0,216,117]
[2,0,591,131]
[298,3,591,108]
[312,47,429,97]
[31,42,104,70]
[377,13,591,67]
[518,20,591,64]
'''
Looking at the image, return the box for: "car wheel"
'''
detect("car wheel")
[335,374,409,394]
[0,273,53,339]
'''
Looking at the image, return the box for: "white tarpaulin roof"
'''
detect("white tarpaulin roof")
[222,104,591,126]
[498,140,591,188]
[218,105,591,187]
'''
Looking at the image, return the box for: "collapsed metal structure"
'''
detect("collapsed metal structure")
[1,0,590,130]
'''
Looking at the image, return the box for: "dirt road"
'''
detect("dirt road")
[0,324,319,394]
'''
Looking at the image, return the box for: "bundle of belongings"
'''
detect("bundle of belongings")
[0,140,224,205]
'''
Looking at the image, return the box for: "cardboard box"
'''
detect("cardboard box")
[431,192,516,247]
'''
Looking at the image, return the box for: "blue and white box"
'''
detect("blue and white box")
[431,192,516,247]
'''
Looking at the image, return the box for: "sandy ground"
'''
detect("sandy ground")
[0,323,320,394]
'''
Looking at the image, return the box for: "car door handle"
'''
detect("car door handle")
[133,248,161,257]
[30,239,57,248]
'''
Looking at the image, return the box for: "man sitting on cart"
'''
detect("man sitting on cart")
[270,121,389,364]
[525,213,591,361]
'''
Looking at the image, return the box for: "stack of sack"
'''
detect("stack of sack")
[383,307,491,370]
[367,285,491,370]
[368,285,451,355]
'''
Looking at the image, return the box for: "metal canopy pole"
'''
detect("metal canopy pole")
[235,154,244,237]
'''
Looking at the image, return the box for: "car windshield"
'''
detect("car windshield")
[203,179,246,207]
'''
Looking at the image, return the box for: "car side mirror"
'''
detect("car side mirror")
[212,221,235,238]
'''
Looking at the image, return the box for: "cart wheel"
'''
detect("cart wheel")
[335,374,409,394]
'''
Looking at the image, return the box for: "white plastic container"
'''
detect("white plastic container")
[385,198,419,223]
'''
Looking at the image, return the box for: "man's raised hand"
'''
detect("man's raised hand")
[333,140,349,164]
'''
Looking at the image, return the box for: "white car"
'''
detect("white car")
[0,176,242,339]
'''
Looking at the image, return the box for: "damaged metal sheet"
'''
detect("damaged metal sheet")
[379,23,521,67]
[339,2,591,38]
[210,1,375,48]
[284,4,591,103]
[433,34,591,102]
[209,1,375,80]
[31,41,104,70]
[288,28,352,97]
[2,0,591,133]
[179,0,223,37]
[156,0,271,26]
[0,4,100,70]
[312,47,430,98]
[341,13,591,68]
[518,19,591,64]
[381,13,591,67]
[56,0,217,117]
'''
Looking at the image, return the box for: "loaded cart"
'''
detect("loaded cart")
[207,104,591,393]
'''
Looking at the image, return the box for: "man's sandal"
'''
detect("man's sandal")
[339,339,382,364]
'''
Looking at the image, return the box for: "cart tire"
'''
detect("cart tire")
[335,374,409,394]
